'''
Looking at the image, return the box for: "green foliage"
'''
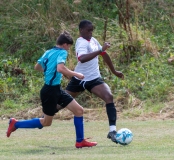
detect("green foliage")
[0,53,42,112]
[0,0,174,115]
[109,54,174,101]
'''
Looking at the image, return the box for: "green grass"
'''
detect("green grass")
[1,119,174,160]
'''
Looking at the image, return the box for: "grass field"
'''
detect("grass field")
[0,119,174,160]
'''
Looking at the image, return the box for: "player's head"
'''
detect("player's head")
[56,31,73,45]
[79,20,94,40]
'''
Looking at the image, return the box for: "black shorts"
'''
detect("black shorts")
[66,77,104,93]
[40,84,73,116]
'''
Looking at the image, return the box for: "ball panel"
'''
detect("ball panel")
[116,128,133,145]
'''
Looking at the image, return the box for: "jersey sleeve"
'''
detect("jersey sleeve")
[37,51,48,69]
[57,50,68,64]
[37,57,42,65]
[75,39,89,57]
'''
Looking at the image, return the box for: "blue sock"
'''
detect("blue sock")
[15,118,43,129]
[74,116,84,142]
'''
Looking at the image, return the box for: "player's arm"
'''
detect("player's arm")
[102,53,124,79]
[57,63,84,80]
[79,50,101,63]
[34,63,44,72]
[79,42,111,63]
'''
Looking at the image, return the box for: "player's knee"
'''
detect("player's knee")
[42,121,52,127]
[103,93,113,102]
[75,107,84,116]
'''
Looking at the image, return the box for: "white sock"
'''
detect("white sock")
[109,125,116,132]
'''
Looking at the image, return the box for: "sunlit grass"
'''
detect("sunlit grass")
[1,119,174,160]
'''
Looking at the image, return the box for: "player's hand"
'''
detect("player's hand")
[102,42,111,51]
[75,73,84,80]
[115,71,124,79]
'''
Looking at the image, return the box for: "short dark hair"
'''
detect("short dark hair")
[56,31,73,45]
[79,20,92,29]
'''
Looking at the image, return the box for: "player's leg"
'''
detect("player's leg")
[65,90,80,98]
[65,78,97,147]
[6,115,54,137]
[66,100,84,143]
[90,83,117,143]
[39,114,54,126]
[66,99,97,148]
[65,76,85,98]
[52,91,80,116]
[91,83,117,128]
[7,84,57,138]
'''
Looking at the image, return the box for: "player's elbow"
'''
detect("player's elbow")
[34,63,43,72]
[57,67,63,73]
[34,64,38,70]
[79,58,86,63]
[78,56,85,63]
[80,60,85,63]
[57,64,65,73]
[34,65,37,70]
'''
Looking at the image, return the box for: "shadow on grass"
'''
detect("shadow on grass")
[39,144,121,151]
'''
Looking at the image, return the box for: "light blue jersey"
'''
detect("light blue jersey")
[38,47,68,85]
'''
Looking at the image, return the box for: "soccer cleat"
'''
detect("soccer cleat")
[6,118,17,137]
[107,130,118,143]
[75,138,97,148]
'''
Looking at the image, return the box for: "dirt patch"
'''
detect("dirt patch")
[5,107,109,121]
[130,99,174,121]
[2,92,174,121]
[2,99,174,121]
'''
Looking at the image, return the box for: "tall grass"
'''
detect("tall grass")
[0,0,174,116]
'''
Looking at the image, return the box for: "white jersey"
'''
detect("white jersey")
[74,37,102,81]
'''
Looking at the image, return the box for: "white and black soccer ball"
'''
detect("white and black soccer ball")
[116,128,133,145]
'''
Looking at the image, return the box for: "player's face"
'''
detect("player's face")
[80,24,94,40]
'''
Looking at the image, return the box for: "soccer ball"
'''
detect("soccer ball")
[116,128,133,145]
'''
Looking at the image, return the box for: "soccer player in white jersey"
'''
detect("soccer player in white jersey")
[6,31,97,148]
[66,20,124,143]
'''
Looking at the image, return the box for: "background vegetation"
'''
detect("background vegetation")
[0,0,174,117]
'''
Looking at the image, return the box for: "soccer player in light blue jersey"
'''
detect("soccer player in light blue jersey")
[6,31,97,148]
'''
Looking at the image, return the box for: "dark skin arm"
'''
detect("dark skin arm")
[78,40,124,79]
[79,42,110,63]
[79,50,101,63]
[102,53,124,79]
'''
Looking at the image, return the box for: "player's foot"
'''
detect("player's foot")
[6,118,17,137]
[75,138,97,148]
[107,130,118,143]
